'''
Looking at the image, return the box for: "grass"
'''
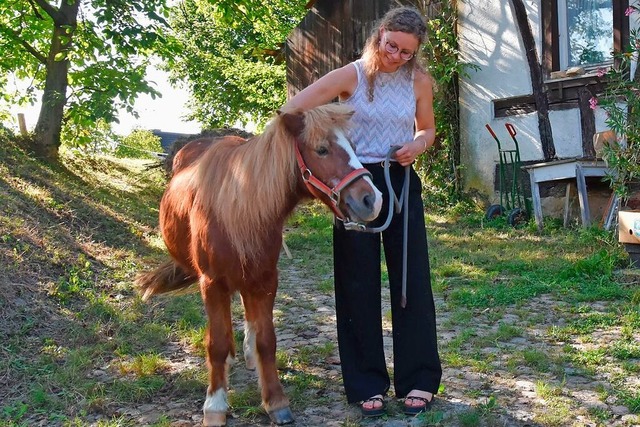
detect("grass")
[1,136,639,426]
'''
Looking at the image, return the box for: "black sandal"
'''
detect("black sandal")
[360,395,386,418]
[403,395,432,415]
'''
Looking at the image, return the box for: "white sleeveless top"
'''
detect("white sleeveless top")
[342,59,416,163]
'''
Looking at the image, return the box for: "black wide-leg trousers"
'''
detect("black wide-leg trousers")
[333,162,442,404]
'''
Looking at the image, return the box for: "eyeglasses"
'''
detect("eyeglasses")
[382,35,416,61]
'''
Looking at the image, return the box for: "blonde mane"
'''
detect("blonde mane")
[193,104,354,264]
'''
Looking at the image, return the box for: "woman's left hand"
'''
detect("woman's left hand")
[394,139,425,166]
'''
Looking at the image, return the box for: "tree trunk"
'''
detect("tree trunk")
[32,0,80,159]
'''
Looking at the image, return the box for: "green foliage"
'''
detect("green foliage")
[203,0,307,55]
[1,401,28,423]
[52,255,95,304]
[0,0,179,150]
[418,1,479,208]
[115,129,163,159]
[597,6,640,201]
[0,122,15,140]
[61,118,118,153]
[168,0,307,130]
[108,375,166,403]
[522,348,551,372]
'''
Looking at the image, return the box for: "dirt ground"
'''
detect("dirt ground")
[2,240,639,427]
[8,262,634,427]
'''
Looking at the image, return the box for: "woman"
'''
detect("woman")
[282,6,442,417]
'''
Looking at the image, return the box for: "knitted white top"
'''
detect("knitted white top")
[342,59,416,163]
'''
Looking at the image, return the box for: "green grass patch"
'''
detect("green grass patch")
[2,136,639,425]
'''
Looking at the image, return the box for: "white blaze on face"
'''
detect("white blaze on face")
[334,129,383,215]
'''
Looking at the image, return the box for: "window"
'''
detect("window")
[542,0,629,77]
[559,0,613,69]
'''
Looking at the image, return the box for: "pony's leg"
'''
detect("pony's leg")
[200,277,235,427]
[240,294,258,370]
[242,315,257,370]
[241,289,294,425]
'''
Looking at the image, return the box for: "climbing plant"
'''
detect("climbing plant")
[418,0,478,208]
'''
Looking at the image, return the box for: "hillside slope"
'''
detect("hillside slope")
[0,137,175,423]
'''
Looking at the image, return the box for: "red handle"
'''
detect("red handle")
[485,123,497,139]
[505,123,517,137]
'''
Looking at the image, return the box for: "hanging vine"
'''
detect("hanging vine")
[415,0,478,208]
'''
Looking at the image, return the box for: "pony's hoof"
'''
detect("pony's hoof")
[268,407,294,425]
[203,410,226,427]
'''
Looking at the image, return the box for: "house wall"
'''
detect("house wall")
[458,1,535,198]
[287,0,638,219]
[457,0,625,208]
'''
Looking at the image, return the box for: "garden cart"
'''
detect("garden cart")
[484,123,530,226]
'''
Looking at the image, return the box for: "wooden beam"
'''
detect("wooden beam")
[510,0,556,161]
[577,87,596,158]
[17,113,27,136]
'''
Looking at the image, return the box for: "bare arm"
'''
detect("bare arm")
[281,64,358,111]
[394,70,436,166]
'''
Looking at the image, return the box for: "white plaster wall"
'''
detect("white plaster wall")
[549,109,583,158]
[458,0,544,198]
[458,0,640,201]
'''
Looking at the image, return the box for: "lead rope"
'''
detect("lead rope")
[343,146,410,308]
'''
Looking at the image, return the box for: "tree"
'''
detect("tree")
[168,0,307,130]
[0,0,178,158]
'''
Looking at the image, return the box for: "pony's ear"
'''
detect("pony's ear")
[331,106,355,124]
[337,110,355,121]
[277,110,305,138]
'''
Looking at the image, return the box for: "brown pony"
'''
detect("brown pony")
[136,104,382,426]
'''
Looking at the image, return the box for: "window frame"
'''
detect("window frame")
[542,0,629,79]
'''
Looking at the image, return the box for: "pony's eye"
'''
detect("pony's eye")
[316,146,329,156]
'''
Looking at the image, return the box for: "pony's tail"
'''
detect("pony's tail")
[135,259,198,301]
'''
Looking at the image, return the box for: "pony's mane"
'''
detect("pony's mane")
[193,103,354,265]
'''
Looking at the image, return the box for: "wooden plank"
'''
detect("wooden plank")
[563,182,572,227]
[529,169,544,231]
[575,163,591,226]
[17,113,28,136]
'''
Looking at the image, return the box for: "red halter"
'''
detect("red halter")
[293,138,372,221]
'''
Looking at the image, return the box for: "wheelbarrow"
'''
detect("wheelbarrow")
[485,123,530,226]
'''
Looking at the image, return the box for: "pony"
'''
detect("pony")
[136,104,382,426]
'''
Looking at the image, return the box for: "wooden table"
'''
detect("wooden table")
[522,158,611,231]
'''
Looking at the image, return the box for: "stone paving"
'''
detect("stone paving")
[75,259,639,427]
[38,259,635,427]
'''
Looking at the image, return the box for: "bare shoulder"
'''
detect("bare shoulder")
[307,62,358,97]
[328,63,358,97]
[284,63,358,111]
[331,62,358,78]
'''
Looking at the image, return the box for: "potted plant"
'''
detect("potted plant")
[595,5,640,266]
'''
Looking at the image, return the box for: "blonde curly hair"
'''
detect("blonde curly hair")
[360,6,428,101]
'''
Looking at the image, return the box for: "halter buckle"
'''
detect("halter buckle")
[330,190,340,204]
[342,220,367,231]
